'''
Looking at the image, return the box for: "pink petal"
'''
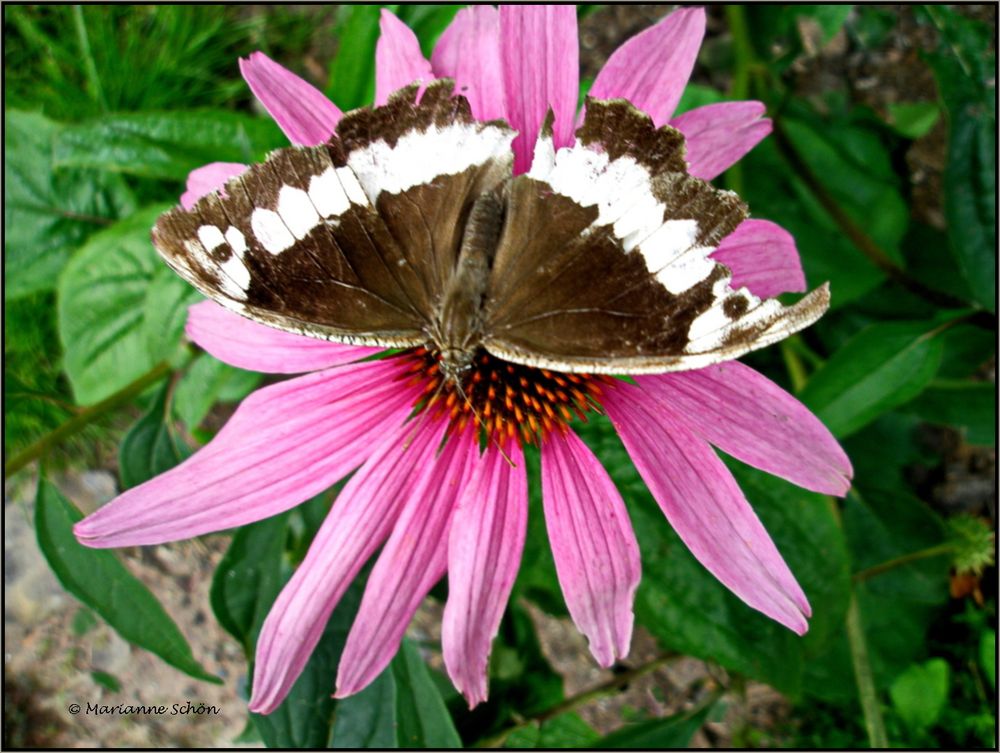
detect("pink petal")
[185,301,377,374]
[500,5,579,173]
[431,5,506,121]
[240,51,343,146]
[712,219,807,299]
[335,431,479,697]
[74,359,417,548]
[540,430,640,667]
[637,363,852,497]
[670,101,772,181]
[375,9,435,106]
[603,385,812,635]
[588,7,705,127]
[249,419,449,714]
[442,442,527,708]
[180,162,247,210]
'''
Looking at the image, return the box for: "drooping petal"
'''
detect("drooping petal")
[637,362,852,496]
[335,430,479,697]
[442,442,527,708]
[500,4,579,173]
[180,162,247,210]
[74,359,416,547]
[540,429,640,667]
[588,7,705,127]
[670,101,772,181]
[185,301,377,374]
[250,419,449,714]
[603,385,812,634]
[431,5,505,121]
[240,51,343,146]
[375,9,435,106]
[712,219,807,299]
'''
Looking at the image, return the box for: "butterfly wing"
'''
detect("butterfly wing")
[152,81,516,347]
[483,99,829,373]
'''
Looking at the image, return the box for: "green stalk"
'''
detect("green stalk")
[476,652,676,747]
[852,543,955,583]
[723,5,753,196]
[71,5,108,112]
[846,595,889,747]
[5,360,174,477]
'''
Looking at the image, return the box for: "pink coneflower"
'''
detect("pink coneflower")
[75,5,852,712]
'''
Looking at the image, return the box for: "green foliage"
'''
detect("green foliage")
[35,478,219,684]
[6,4,997,750]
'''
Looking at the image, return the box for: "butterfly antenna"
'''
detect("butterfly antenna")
[452,379,516,468]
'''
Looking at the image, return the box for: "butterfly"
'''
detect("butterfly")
[152,80,828,385]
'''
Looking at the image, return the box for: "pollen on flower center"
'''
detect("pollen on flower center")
[396,347,615,446]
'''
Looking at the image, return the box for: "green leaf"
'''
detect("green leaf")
[900,380,996,446]
[328,5,383,111]
[118,381,190,489]
[505,713,599,748]
[35,478,219,683]
[594,701,715,748]
[391,639,462,748]
[330,669,399,748]
[330,639,461,749]
[52,110,285,180]
[395,5,462,57]
[143,266,201,367]
[922,6,996,312]
[981,631,995,690]
[889,658,950,733]
[57,203,186,405]
[251,579,365,748]
[800,321,947,438]
[173,356,261,430]
[885,101,941,139]
[209,513,290,652]
[4,110,135,299]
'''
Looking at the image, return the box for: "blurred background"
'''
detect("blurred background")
[4,4,996,748]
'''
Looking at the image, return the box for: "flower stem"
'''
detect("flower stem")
[846,595,889,747]
[852,543,955,583]
[780,340,809,393]
[724,4,753,196]
[476,652,677,748]
[5,360,174,477]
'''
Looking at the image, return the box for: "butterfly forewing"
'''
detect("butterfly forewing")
[482,98,829,373]
[152,81,515,348]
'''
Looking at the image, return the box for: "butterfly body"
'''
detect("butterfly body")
[152,81,829,379]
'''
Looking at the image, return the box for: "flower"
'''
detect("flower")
[74,5,852,713]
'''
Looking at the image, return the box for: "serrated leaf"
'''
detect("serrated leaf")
[52,110,285,180]
[4,110,135,299]
[57,204,182,405]
[143,265,201,366]
[800,321,947,438]
[35,478,219,684]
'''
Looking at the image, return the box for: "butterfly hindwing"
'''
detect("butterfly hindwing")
[482,99,829,373]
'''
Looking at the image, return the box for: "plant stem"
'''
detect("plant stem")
[846,595,889,748]
[5,360,174,477]
[724,4,753,196]
[476,652,676,748]
[852,543,955,582]
[781,340,809,392]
